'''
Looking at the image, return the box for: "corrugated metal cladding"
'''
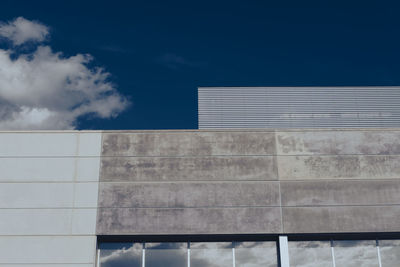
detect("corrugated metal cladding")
[198,87,400,129]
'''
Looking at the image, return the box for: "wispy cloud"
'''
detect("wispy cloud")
[0,17,130,130]
[158,53,203,70]
[97,45,130,54]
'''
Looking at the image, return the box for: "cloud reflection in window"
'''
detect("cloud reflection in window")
[289,241,333,267]
[146,242,187,267]
[333,240,379,267]
[190,242,233,267]
[100,243,142,267]
[235,242,277,267]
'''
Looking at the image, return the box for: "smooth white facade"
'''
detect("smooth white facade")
[0,132,101,266]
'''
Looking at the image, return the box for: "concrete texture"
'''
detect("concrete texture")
[282,206,400,233]
[97,207,282,234]
[3,129,400,266]
[102,131,276,156]
[97,129,400,236]
[281,180,400,206]
[277,155,400,180]
[100,156,278,182]
[276,130,400,155]
[99,181,280,208]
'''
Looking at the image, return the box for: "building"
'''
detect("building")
[198,86,400,129]
[1,87,400,267]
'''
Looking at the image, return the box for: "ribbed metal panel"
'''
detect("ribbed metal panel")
[198,87,400,129]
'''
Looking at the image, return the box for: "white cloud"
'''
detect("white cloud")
[0,17,49,45]
[0,17,129,130]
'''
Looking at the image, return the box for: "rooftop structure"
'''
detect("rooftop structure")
[198,87,400,128]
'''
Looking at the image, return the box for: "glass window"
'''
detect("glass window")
[99,242,142,267]
[288,241,333,267]
[190,242,233,267]
[333,240,379,267]
[379,240,400,267]
[145,242,187,267]
[235,241,277,267]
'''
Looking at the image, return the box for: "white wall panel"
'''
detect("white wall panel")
[0,236,96,264]
[0,265,94,267]
[71,209,97,235]
[74,182,99,208]
[0,131,102,267]
[0,183,74,208]
[0,133,78,157]
[0,209,98,235]
[78,132,102,157]
[0,157,100,182]
[0,158,76,182]
[76,158,101,182]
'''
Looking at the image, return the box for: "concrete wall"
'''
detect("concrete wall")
[2,129,400,266]
[97,129,400,235]
[0,132,101,267]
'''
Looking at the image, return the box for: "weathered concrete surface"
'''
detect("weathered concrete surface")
[99,182,280,208]
[276,130,400,155]
[100,156,278,182]
[98,129,400,235]
[97,207,282,234]
[102,131,276,156]
[281,180,400,206]
[282,206,400,233]
[278,155,400,180]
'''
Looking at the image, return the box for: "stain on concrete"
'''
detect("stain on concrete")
[96,207,282,235]
[99,182,280,208]
[101,132,276,156]
[100,156,278,182]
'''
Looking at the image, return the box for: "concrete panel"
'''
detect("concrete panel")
[0,133,78,157]
[99,182,280,208]
[278,155,400,180]
[0,236,96,264]
[101,156,277,182]
[102,131,276,156]
[360,155,400,178]
[281,180,400,206]
[0,183,74,208]
[282,206,400,233]
[0,209,96,235]
[74,182,99,208]
[97,207,282,234]
[276,130,400,155]
[278,155,360,180]
[78,132,102,156]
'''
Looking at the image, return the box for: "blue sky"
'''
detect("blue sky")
[0,0,399,130]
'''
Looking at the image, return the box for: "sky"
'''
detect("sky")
[0,0,399,130]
